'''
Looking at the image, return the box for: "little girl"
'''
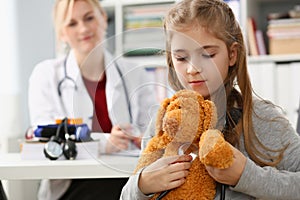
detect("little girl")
[120,0,300,199]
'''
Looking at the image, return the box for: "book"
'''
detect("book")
[122,3,170,55]
[247,18,259,56]
[267,18,300,39]
[255,30,266,55]
[266,17,300,54]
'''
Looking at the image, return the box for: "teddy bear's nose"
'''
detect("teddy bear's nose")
[178,142,198,161]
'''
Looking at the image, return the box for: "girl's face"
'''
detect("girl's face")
[60,0,107,57]
[170,25,237,99]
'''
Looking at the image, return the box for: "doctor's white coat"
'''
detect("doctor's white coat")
[28,50,158,200]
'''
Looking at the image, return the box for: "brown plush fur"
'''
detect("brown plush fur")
[134,90,233,200]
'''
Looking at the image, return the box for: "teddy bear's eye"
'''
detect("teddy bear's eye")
[178,106,181,109]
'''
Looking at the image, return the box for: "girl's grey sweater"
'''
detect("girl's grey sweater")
[120,99,300,200]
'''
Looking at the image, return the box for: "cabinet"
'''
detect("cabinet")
[244,0,300,128]
[248,58,300,128]
[101,0,300,127]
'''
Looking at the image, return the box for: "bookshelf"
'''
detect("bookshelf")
[101,0,300,58]
[244,0,300,56]
[101,0,175,101]
[101,0,300,127]
[244,0,300,128]
[101,0,174,56]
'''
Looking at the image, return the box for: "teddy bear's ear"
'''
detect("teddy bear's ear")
[201,100,218,130]
[155,98,171,136]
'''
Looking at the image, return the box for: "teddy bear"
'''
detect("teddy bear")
[134,89,234,200]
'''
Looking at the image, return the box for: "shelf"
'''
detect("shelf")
[246,0,300,55]
[101,0,300,62]
[120,0,175,6]
[101,0,174,8]
[122,55,167,68]
[248,54,300,64]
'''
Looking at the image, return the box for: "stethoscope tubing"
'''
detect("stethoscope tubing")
[57,54,78,96]
[57,53,132,122]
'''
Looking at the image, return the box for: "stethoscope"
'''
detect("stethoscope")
[57,53,132,122]
[156,108,243,200]
[57,55,78,97]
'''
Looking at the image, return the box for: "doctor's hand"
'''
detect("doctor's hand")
[105,125,131,153]
[205,144,247,186]
[138,155,192,195]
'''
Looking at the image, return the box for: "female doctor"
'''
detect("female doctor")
[28,0,157,199]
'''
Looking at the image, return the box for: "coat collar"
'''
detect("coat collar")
[65,50,80,82]
[65,50,114,82]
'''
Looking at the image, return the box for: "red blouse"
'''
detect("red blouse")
[82,74,112,133]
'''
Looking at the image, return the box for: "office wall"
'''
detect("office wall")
[0,0,20,153]
[0,1,55,199]
[0,0,55,153]
[17,0,56,136]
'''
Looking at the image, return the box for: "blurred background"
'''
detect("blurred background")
[0,0,55,154]
[0,1,55,199]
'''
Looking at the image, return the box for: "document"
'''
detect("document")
[110,149,141,157]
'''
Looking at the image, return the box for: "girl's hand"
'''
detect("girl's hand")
[205,144,247,186]
[138,155,192,195]
[106,125,131,153]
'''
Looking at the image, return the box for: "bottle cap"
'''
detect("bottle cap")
[55,118,83,125]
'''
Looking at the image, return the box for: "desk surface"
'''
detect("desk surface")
[0,153,139,180]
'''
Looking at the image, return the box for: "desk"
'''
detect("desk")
[0,153,138,180]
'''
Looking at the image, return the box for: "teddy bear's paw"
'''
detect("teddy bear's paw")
[199,129,233,169]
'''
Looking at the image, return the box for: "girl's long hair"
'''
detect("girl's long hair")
[163,0,285,166]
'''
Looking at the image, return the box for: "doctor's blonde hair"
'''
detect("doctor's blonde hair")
[53,0,107,40]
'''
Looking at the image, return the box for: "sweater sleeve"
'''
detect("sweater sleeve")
[232,158,300,199]
[120,169,154,200]
[120,119,156,200]
[232,100,300,199]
